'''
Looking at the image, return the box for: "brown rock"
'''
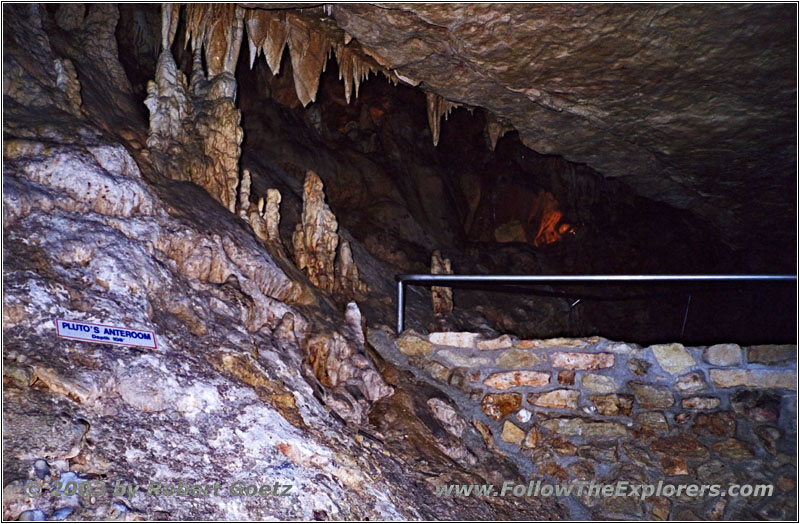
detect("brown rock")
[747,344,797,365]
[591,394,634,416]
[650,343,695,374]
[754,425,781,455]
[395,332,434,356]
[682,396,720,410]
[524,426,542,449]
[578,442,619,462]
[483,370,550,389]
[674,371,708,393]
[500,420,525,446]
[705,497,727,520]
[540,417,627,438]
[581,373,616,393]
[628,381,674,409]
[472,419,497,450]
[547,436,577,455]
[429,332,478,348]
[529,389,579,409]
[650,434,708,458]
[569,460,595,480]
[660,456,689,476]
[635,411,669,432]
[628,358,651,376]
[480,392,522,420]
[557,370,575,385]
[692,411,736,437]
[777,474,795,492]
[709,369,796,390]
[436,350,491,368]
[496,349,541,368]
[423,360,450,383]
[704,343,742,366]
[712,438,755,459]
[622,443,660,468]
[675,412,692,424]
[541,461,569,482]
[550,352,614,370]
[477,335,513,350]
[651,497,671,520]
[430,250,453,315]
[517,337,600,349]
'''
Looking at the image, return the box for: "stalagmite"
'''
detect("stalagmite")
[334,239,368,302]
[431,250,454,315]
[426,92,459,147]
[293,171,339,294]
[237,169,251,219]
[265,189,282,245]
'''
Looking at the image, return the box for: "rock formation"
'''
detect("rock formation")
[292,171,367,302]
[431,250,454,316]
[145,4,244,213]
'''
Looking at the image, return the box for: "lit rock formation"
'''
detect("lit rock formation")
[426,92,460,147]
[292,171,367,301]
[431,250,453,316]
[144,4,244,213]
[305,303,393,425]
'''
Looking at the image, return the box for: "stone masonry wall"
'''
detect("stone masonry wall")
[385,330,797,520]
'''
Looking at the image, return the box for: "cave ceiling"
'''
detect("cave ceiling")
[236,2,795,253]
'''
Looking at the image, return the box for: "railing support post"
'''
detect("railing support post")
[397,279,405,334]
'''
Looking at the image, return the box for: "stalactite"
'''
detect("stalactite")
[426,92,459,147]
[431,250,454,315]
[486,116,512,151]
[286,14,330,107]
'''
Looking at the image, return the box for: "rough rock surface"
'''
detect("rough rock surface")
[328,3,796,253]
[3,5,564,520]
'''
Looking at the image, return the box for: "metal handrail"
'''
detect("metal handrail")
[395,274,796,333]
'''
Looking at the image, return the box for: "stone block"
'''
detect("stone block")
[628,381,674,409]
[674,371,707,393]
[477,335,513,350]
[550,352,614,370]
[747,345,796,365]
[395,331,434,356]
[480,392,522,420]
[704,343,742,366]
[650,343,695,374]
[710,369,796,390]
[496,349,541,368]
[429,332,478,348]
[483,370,550,389]
[540,417,627,437]
[582,373,616,393]
[681,396,720,410]
[500,420,525,446]
[529,389,579,409]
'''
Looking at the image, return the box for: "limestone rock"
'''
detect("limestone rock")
[427,398,468,438]
[692,412,736,437]
[674,371,708,393]
[550,352,614,370]
[747,345,797,365]
[712,438,755,460]
[557,371,575,385]
[436,350,491,368]
[293,171,340,293]
[581,374,616,393]
[635,412,669,432]
[483,371,551,389]
[682,397,721,410]
[480,392,522,420]
[704,343,742,366]
[429,332,478,348]
[524,427,542,449]
[660,456,688,476]
[628,358,651,376]
[650,434,708,458]
[540,418,627,438]
[650,343,695,374]
[710,369,796,390]
[496,349,540,368]
[628,381,675,409]
[477,335,513,351]
[529,389,579,409]
[395,331,434,357]
[500,421,525,446]
[591,394,634,416]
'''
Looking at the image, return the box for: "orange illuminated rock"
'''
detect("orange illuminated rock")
[483,371,551,389]
[480,392,522,420]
